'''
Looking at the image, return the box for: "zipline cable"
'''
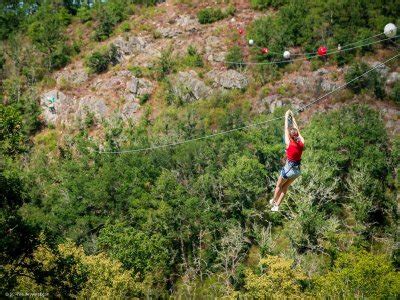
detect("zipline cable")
[248,32,386,57]
[225,35,399,66]
[296,52,400,113]
[99,52,400,154]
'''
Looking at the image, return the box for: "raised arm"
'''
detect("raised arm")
[284,110,290,147]
[291,114,304,144]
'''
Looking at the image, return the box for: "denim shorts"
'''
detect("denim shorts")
[280,160,301,179]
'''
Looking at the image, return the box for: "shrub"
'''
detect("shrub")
[156,47,175,80]
[250,0,288,10]
[120,21,131,32]
[86,51,109,73]
[197,8,225,24]
[225,46,244,70]
[391,81,400,104]
[345,62,385,99]
[77,5,92,23]
[138,93,150,105]
[49,43,72,70]
[86,44,119,74]
[315,251,400,298]
[183,45,203,68]
[93,9,115,41]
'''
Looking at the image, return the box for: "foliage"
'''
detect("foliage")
[243,255,307,297]
[86,44,119,74]
[247,0,399,64]
[26,3,71,70]
[345,62,385,98]
[183,45,204,68]
[197,8,225,24]
[156,47,175,80]
[10,240,142,298]
[225,46,244,70]
[0,105,24,156]
[391,80,400,104]
[250,0,288,10]
[315,250,400,298]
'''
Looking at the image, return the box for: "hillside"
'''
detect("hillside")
[1,0,400,298]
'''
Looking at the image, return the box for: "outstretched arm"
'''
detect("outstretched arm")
[284,110,290,147]
[291,114,304,143]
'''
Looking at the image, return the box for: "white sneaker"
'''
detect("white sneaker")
[269,199,275,205]
[271,205,279,212]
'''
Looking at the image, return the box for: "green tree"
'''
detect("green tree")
[315,250,400,298]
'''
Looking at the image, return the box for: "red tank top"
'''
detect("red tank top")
[286,140,304,162]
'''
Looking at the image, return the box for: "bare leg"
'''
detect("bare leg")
[272,175,287,204]
[275,177,296,206]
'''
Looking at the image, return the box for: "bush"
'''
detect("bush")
[345,62,385,99]
[77,5,92,23]
[197,8,225,24]
[86,44,119,74]
[250,0,288,10]
[49,43,72,70]
[139,93,150,105]
[225,46,244,70]
[315,251,400,298]
[391,81,400,103]
[156,47,175,80]
[86,51,109,73]
[93,9,115,41]
[183,45,203,68]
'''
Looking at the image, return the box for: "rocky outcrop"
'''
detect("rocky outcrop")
[173,70,212,102]
[40,90,74,125]
[256,95,305,113]
[76,95,108,121]
[126,77,154,98]
[120,102,140,121]
[207,70,248,89]
[369,61,390,77]
[55,68,88,86]
[113,36,148,57]
[175,15,200,32]
[386,72,400,87]
[158,27,183,38]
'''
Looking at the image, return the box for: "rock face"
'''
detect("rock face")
[113,36,147,57]
[386,72,400,87]
[55,68,88,86]
[207,70,248,89]
[173,71,212,102]
[40,90,74,125]
[76,95,108,121]
[293,76,315,92]
[126,77,154,98]
[175,15,200,32]
[121,102,140,121]
[158,27,183,38]
[320,79,340,92]
[369,61,390,77]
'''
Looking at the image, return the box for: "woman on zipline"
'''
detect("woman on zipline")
[270,110,304,212]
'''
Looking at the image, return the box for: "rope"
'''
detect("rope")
[98,52,400,154]
[248,32,386,56]
[225,35,399,66]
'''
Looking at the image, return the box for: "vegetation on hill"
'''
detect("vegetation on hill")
[0,0,399,297]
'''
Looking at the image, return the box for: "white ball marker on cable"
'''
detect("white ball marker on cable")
[283,50,291,59]
[384,23,397,38]
[249,39,254,45]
